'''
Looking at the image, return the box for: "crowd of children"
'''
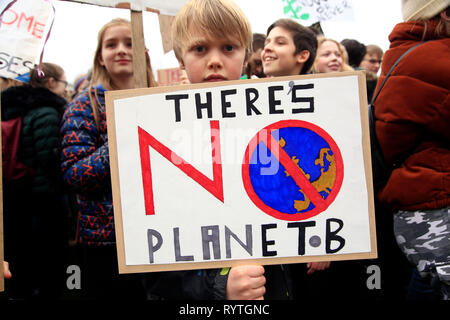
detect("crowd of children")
[1,0,449,301]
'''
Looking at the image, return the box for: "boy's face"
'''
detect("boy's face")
[179,29,247,84]
[262,26,306,77]
[359,53,382,73]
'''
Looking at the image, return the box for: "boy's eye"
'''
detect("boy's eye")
[224,44,234,52]
[194,46,205,53]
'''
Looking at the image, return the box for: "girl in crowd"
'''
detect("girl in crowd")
[2,63,68,299]
[312,37,353,73]
[60,18,157,299]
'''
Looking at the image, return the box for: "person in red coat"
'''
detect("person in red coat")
[374,0,450,300]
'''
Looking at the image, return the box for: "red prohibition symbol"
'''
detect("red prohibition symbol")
[242,120,344,221]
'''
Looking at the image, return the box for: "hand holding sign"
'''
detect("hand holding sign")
[226,265,266,300]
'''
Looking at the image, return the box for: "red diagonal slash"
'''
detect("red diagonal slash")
[259,129,327,212]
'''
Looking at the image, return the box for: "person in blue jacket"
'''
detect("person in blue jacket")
[60,17,157,300]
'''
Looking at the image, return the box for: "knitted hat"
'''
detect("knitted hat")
[74,76,86,92]
[402,0,450,21]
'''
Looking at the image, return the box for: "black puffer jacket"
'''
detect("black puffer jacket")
[1,85,67,193]
[2,85,69,299]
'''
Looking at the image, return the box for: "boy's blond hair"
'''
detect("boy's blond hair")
[172,0,252,62]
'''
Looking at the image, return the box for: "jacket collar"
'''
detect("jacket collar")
[1,85,67,120]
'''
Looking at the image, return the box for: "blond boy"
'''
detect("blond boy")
[146,0,287,300]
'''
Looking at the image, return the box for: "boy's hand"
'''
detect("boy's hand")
[306,261,330,274]
[226,265,266,300]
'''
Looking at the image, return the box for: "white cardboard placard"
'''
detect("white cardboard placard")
[106,72,377,273]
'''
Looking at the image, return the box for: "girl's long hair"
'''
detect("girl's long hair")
[420,6,450,40]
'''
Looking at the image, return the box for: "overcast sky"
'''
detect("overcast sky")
[43,0,402,83]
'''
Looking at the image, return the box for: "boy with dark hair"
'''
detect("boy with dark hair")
[341,38,367,69]
[262,18,318,76]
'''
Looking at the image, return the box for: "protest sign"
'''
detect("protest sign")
[62,0,353,21]
[0,0,52,80]
[281,0,354,25]
[157,67,186,86]
[61,0,187,15]
[0,0,16,15]
[106,72,376,273]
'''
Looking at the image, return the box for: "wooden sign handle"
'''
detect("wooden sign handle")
[130,10,148,88]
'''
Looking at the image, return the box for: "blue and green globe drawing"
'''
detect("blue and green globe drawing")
[242,120,344,221]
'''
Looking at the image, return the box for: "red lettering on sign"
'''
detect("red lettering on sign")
[1,9,46,39]
[138,120,224,215]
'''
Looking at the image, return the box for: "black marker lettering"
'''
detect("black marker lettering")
[291,83,314,113]
[195,92,213,120]
[326,218,345,254]
[225,225,253,258]
[268,85,284,114]
[174,227,194,261]
[166,94,189,122]
[221,89,237,118]
[147,229,163,264]
[287,221,316,255]
[201,225,221,260]
[245,88,262,115]
[261,224,277,256]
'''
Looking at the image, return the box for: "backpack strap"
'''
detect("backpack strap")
[370,41,428,105]
[368,41,429,192]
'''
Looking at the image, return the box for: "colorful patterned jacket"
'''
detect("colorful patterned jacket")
[61,85,115,245]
